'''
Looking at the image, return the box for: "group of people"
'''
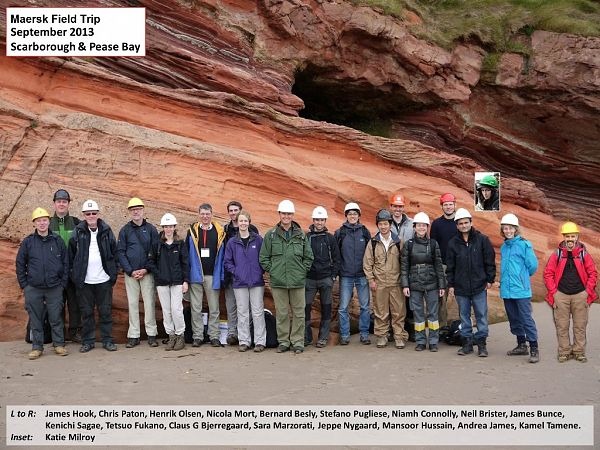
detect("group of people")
[16,189,597,363]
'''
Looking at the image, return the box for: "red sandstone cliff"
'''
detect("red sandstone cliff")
[0,0,598,342]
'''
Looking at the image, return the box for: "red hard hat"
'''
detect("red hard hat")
[389,193,405,206]
[440,193,456,204]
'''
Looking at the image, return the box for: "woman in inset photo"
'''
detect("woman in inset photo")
[475,173,500,211]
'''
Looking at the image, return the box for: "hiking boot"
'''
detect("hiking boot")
[316,340,327,348]
[339,337,350,346]
[529,348,540,363]
[210,338,223,347]
[376,336,388,348]
[507,342,528,356]
[253,344,265,353]
[476,339,488,357]
[574,353,587,363]
[79,343,95,353]
[557,354,570,363]
[415,344,426,352]
[28,349,43,360]
[293,346,304,354]
[360,336,371,345]
[395,340,406,349]
[238,344,249,352]
[457,337,473,356]
[126,338,139,348]
[429,344,438,352]
[103,342,117,352]
[54,346,68,356]
[226,335,239,346]
[148,336,159,347]
[276,345,289,353]
[165,335,176,351]
[192,338,203,347]
[173,335,185,351]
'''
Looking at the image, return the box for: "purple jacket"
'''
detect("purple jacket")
[224,232,265,288]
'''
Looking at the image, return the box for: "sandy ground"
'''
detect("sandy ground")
[1,302,598,450]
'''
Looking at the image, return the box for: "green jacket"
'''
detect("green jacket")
[49,213,80,247]
[259,221,314,288]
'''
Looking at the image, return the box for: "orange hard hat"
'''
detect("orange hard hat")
[389,193,405,206]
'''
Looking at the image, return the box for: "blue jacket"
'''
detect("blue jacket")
[117,220,159,276]
[223,232,265,288]
[186,221,225,288]
[500,236,538,299]
[16,230,69,289]
[334,222,371,278]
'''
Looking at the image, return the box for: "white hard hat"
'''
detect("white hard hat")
[344,202,361,214]
[82,199,99,212]
[277,199,295,213]
[413,212,430,225]
[501,213,519,227]
[160,213,177,226]
[454,208,472,221]
[312,206,328,219]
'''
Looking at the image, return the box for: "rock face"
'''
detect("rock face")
[0,0,598,342]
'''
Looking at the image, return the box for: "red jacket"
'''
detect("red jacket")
[543,242,598,306]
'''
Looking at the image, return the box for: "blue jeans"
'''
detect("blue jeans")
[503,298,538,343]
[456,290,488,340]
[339,276,370,339]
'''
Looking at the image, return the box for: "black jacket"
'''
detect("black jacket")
[334,222,371,277]
[16,230,68,289]
[400,236,446,292]
[117,220,159,276]
[68,220,118,288]
[151,238,189,286]
[445,227,496,296]
[306,225,341,280]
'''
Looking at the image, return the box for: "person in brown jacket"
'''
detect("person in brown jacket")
[363,209,408,349]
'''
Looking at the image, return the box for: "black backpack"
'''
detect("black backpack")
[443,320,463,346]
[250,308,278,348]
[25,313,52,344]
[336,225,370,249]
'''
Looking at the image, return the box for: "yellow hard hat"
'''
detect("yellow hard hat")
[560,221,580,235]
[127,197,145,209]
[31,207,50,221]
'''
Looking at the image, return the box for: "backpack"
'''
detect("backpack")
[556,247,586,265]
[370,238,401,259]
[250,308,278,348]
[443,320,463,346]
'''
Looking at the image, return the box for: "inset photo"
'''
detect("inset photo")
[474,172,500,211]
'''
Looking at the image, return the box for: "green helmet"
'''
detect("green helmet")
[479,175,498,189]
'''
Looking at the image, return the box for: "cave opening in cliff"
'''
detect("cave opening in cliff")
[292,64,423,137]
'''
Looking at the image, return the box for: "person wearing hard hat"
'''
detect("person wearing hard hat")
[389,193,414,242]
[223,201,259,347]
[430,193,457,333]
[543,222,598,363]
[49,189,82,343]
[334,202,372,345]
[475,175,500,211]
[259,200,313,354]
[69,200,118,353]
[364,209,407,349]
[400,212,446,352]
[186,203,226,348]
[445,208,496,357]
[151,213,189,351]
[224,210,266,352]
[499,214,540,363]
[117,197,160,348]
[16,208,69,359]
[304,206,341,348]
